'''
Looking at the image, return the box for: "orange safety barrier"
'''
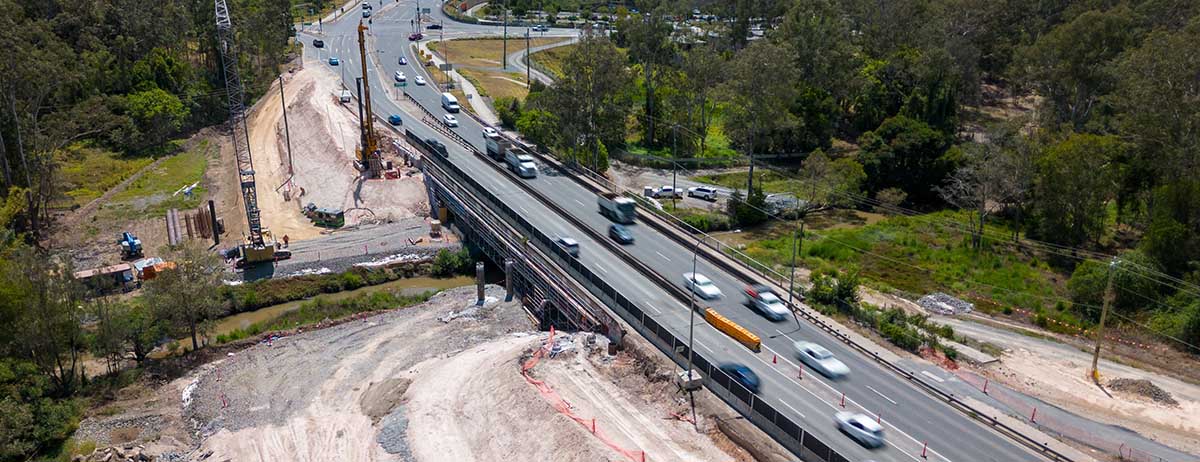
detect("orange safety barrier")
[522,327,649,462]
[704,308,762,351]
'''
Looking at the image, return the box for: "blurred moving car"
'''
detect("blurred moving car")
[684,272,722,299]
[608,224,634,244]
[835,412,885,448]
[743,284,789,321]
[795,341,850,378]
[719,363,761,393]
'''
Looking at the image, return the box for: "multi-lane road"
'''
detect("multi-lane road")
[296,3,1045,461]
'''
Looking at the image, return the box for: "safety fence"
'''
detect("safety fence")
[954,370,1172,462]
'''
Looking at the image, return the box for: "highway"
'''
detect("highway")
[297,3,1045,461]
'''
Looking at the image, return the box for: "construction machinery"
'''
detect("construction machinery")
[215,0,276,267]
[356,21,384,178]
[118,231,143,259]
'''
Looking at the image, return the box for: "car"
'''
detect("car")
[427,23,443,30]
[835,412,885,448]
[362,9,371,18]
[312,39,325,48]
[393,71,406,82]
[652,185,681,199]
[387,114,402,125]
[414,76,426,85]
[719,363,760,393]
[683,272,722,299]
[744,284,789,321]
[482,127,499,138]
[687,186,718,201]
[556,237,580,257]
[361,1,371,9]
[532,24,548,32]
[442,114,458,127]
[328,57,340,65]
[425,138,448,157]
[408,32,424,41]
[398,56,408,65]
[794,341,850,378]
[608,224,634,244]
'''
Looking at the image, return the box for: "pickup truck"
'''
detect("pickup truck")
[651,185,682,199]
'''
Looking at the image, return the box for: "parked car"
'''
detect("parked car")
[482,127,499,138]
[687,186,718,201]
[743,284,789,321]
[719,363,760,393]
[328,57,340,65]
[388,114,402,125]
[425,138,448,157]
[608,224,634,244]
[556,237,580,257]
[398,56,408,65]
[393,71,406,82]
[794,341,850,378]
[532,24,548,32]
[442,114,458,127]
[414,76,426,85]
[652,185,681,199]
[835,412,885,448]
[683,272,722,299]
[312,39,324,48]
[427,22,443,29]
[408,32,424,41]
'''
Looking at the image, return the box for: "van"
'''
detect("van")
[441,92,460,113]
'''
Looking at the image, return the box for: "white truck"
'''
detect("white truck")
[598,192,637,224]
[504,149,537,178]
[441,92,460,113]
[484,132,512,161]
[651,185,682,199]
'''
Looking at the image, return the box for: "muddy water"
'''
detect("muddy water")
[212,276,473,337]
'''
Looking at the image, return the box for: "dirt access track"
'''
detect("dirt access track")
[79,286,753,461]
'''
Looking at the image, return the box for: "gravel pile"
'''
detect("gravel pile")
[72,415,166,448]
[377,407,415,460]
[918,292,974,315]
[1108,378,1179,406]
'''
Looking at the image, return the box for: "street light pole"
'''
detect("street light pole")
[502,0,509,68]
[672,124,678,206]
[787,219,805,329]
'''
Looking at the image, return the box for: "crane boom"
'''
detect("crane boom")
[356,21,378,166]
[215,0,262,246]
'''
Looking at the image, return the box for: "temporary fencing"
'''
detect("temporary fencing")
[521,327,649,462]
[954,370,1171,462]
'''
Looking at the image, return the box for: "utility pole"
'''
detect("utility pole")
[502,0,509,68]
[525,27,531,85]
[671,124,678,206]
[278,75,294,175]
[1090,258,1118,383]
[787,219,805,329]
[685,235,701,429]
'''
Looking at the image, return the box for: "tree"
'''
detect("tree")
[776,0,861,106]
[1067,250,1162,321]
[1029,133,1122,247]
[143,243,224,351]
[726,187,768,227]
[672,47,724,158]
[856,115,957,204]
[126,88,189,149]
[543,30,630,173]
[1139,181,1200,276]
[937,133,1022,249]
[123,302,162,363]
[723,41,799,191]
[516,108,558,149]
[1013,7,1136,130]
[0,247,86,396]
[621,9,675,148]
[795,149,866,216]
[89,297,129,376]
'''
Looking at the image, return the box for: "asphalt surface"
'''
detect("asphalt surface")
[297,4,1044,461]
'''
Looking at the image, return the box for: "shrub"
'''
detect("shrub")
[432,248,473,277]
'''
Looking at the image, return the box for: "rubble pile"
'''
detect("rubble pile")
[918,292,974,315]
[75,444,153,462]
[1108,378,1179,406]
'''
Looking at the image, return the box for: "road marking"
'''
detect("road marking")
[573,199,585,206]
[519,206,530,215]
[866,385,897,405]
[921,370,946,383]
[779,399,806,419]
[694,339,714,354]
[655,251,671,261]
[643,303,662,315]
[595,263,609,275]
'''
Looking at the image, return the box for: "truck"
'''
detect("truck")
[504,149,538,178]
[441,92,460,113]
[118,232,143,259]
[598,192,636,224]
[484,133,512,160]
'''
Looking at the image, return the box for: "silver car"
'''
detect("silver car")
[835,412,885,448]
[683,272,722,299]
[794,341,849,378]
[442,114,459,127]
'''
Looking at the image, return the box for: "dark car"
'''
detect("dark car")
[388,114,402,125]
[426,138,448,157]
[426,23,443,30]
[608,223,634,244]
[312,39,325,48]
[408,32,424,41]
[398,56,408,65]
[719,363,761,393]
[328,57,340,66]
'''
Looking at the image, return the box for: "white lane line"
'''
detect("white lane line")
[866,385,897,405]
[655,251,671,261]
[779,399,806,420]
[643,303,662,315]
[694,339,714,354]
[595,263,609,275]
[921,370,946,383]
[519,206,530,215]
[573,199,585,206]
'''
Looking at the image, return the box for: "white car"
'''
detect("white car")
[653,186,682,199]
[687,186,718,201]
[414,76,426,85]
[794,341,850,378]
[442,114,458,127]
[393,71,406,82]
[835,412,885,448]
[555,237,580,257]
[482,126,499,138]
[683,272,722,299]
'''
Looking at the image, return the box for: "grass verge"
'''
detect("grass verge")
[99,140,212,219]
[53,144,155,209]
[215,288,435,344]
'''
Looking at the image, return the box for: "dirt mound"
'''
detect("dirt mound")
[358,377,411,423]
[1108,378,1179,406]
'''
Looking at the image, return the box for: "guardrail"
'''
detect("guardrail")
[405,97,855,462]
[513,142,1080,462]
[402,92,475,150]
